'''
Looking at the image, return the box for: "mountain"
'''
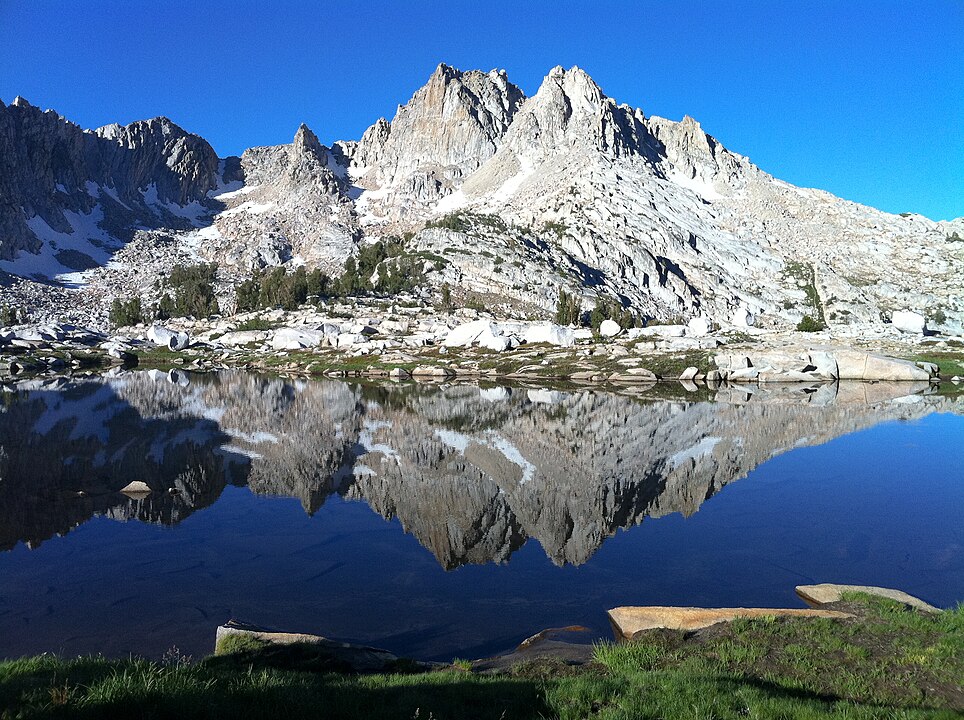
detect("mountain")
[1,65,961,333]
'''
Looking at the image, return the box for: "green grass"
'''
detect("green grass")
[213,634,268,656]
[233,317,276,332]
[2,597,960,719]
[910,352,964,379]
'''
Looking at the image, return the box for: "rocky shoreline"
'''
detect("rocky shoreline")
[210,583,943,674]
[2,301,960,387]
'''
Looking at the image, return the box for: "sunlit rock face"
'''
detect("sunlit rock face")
[0,372,958,561]
[4,66,961,334]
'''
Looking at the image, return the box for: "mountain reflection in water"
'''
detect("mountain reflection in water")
[1,371,956,568]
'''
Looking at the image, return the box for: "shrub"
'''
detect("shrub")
[796,315,826,332]
[555,290,582,326]
[589,297,638,332]
[161,263,220,318]
[234,317,275,331]
[425,211,507,235]
[0,304,25,326]
[109,297,144,327]
[543,220,568,239]
[439,282,453,310]
[466,295,487,312]
[236,266,329,312]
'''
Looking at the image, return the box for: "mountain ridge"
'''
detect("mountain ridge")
[1,64,961,334]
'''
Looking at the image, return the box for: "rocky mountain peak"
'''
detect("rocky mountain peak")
[537,65,605,113]
[11,96,31,108]
[647,114,743,189]
[291,123,326,160]
[350,63,525,202]
[495,64,649,161]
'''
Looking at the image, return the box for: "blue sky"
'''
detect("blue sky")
[1,1,961,220]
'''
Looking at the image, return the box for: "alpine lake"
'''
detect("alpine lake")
[1,370,961,663]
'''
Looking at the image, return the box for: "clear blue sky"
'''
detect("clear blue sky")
[1,1,961,220]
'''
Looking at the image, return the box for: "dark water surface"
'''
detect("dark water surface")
[1,371,961,661]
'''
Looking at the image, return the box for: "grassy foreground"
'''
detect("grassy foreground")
[1,595,961,719]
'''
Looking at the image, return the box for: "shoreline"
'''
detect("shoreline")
[2,308,962,390]
[2,589,960,718]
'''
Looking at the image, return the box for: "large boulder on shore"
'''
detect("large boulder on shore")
[599,319,621,337]
[686,316,712,337]
[891,310,927,335]
[443,319,493,347]
[522,322,576,347]
[214,621,405,673]
[795,584,940,613]
[835,350,931,381]
[270,327,324,350]
[607,606,853,640]
[147,325,190,350]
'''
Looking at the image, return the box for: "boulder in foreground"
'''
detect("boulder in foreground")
[214,620,403,673]
[607,606,853,640]
[795,583,940,613]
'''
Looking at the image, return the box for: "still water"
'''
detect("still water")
[0,371,961,661]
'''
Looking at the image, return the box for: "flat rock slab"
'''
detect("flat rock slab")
[214,621,401,673]
[472,626,596,672]
[795,584,940,613]
[608,606,853,640]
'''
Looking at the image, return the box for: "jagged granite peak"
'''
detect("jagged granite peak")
[647,114,749,193]
[500,65,652,158]
[195,124,357,273]
[291,123,325,159]
[351,62,526,202]
[93,116,220,205]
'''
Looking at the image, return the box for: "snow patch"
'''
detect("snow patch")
[669,171,721,201]
[490,154,534,203]
[434,189,467,214]
[669,436,722,468]
[0,206,119,283]
[142,183,210,226]
[224,429,279,444]
[434,428,536,485]
[211,184,257,201]
[219,200,276,217]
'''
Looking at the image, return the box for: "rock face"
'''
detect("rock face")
[1,66,962,335]
[0,98,220,267]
